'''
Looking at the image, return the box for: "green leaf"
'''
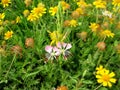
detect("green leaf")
[98,87,108,90]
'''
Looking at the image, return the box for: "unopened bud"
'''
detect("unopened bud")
[76,31,87,41]
[25,38,34,48]
[56,86,68,90]
[96,42,106,51]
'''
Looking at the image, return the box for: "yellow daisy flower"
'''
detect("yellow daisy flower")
[93,0,106,9]
[23,10,30,17]
[49,6,58,16]
[69,19,78,27]
[1,0,11,8]
[96,69,116,87]
[31,7,46,17]
[89,23,100,32]
[48,30,63,45]
[27,13,37,22]
[4,30,13,40]
[101,29,115,38]
[96,65,106,74]
[77,0,88,8]
[112,0,120,7]
[16,16,21,24]
[0,13,5,20]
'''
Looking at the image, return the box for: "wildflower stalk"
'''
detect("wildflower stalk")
[97,53,103,66]
[5,54,16,78]
[57,2,63,32]
[81,69,87,81]
[76,70,87,89]
[96,9,99,23]
[0,55,1,75]
[61,29,71,41]
[94,84,102,90]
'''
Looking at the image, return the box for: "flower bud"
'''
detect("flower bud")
[11,20,16,25]
[116,21,120,29]
[56,86,68,90]
[0,26,4,34]
[0,47,6,56]
[115,44,120,53]
[96,42,106,51]
[24,0,32,7]
[71,11,80,19]
[102,22,109,28]
[76,31,87,41]
[25,38,34,48]
[11,45,22,56]
[23,10,30,17]
[63,20,70,27]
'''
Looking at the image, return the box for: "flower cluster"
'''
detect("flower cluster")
[49,1,70,16]
[27,3,46,22]
[45,42,72,61]
[95,65,116,87]
[89,23,115,39]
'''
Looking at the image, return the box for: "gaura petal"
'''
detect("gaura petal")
[56,42,62,48]
[53,46,61,56]
[45,45,53,53]
[62,42,67,48]
[66,43,72,50]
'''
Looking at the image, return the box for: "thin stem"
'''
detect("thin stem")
[94,84,102,90]
[76,70,87,89]
[96,9,99,23]
[0,55,1,75]
[5,54,16,78]
[97,53,103,66]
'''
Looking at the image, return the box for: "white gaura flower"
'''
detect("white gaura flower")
[102,10,112,18]
[45,45,60,60]
[56,42,72,57]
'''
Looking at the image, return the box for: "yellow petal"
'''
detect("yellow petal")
[109,72,115,77]
[108,82,112,87]
[97,79,103,83]
[103,81,107,86]
[96,75,101,78]
[105,70,109,74]
[110,78,116,83]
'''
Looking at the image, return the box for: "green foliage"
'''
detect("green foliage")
[0,0,120,90]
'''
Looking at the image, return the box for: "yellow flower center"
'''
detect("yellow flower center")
[102,74,110,82]
[114,0,120,3]
[2,0,9,4]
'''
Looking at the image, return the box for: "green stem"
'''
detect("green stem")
[94,84,102,90]
[97,53,103,67]
[0,55,1,75]
[76,70,87,89]
[96,9,99,23]
[5,54,16,78]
